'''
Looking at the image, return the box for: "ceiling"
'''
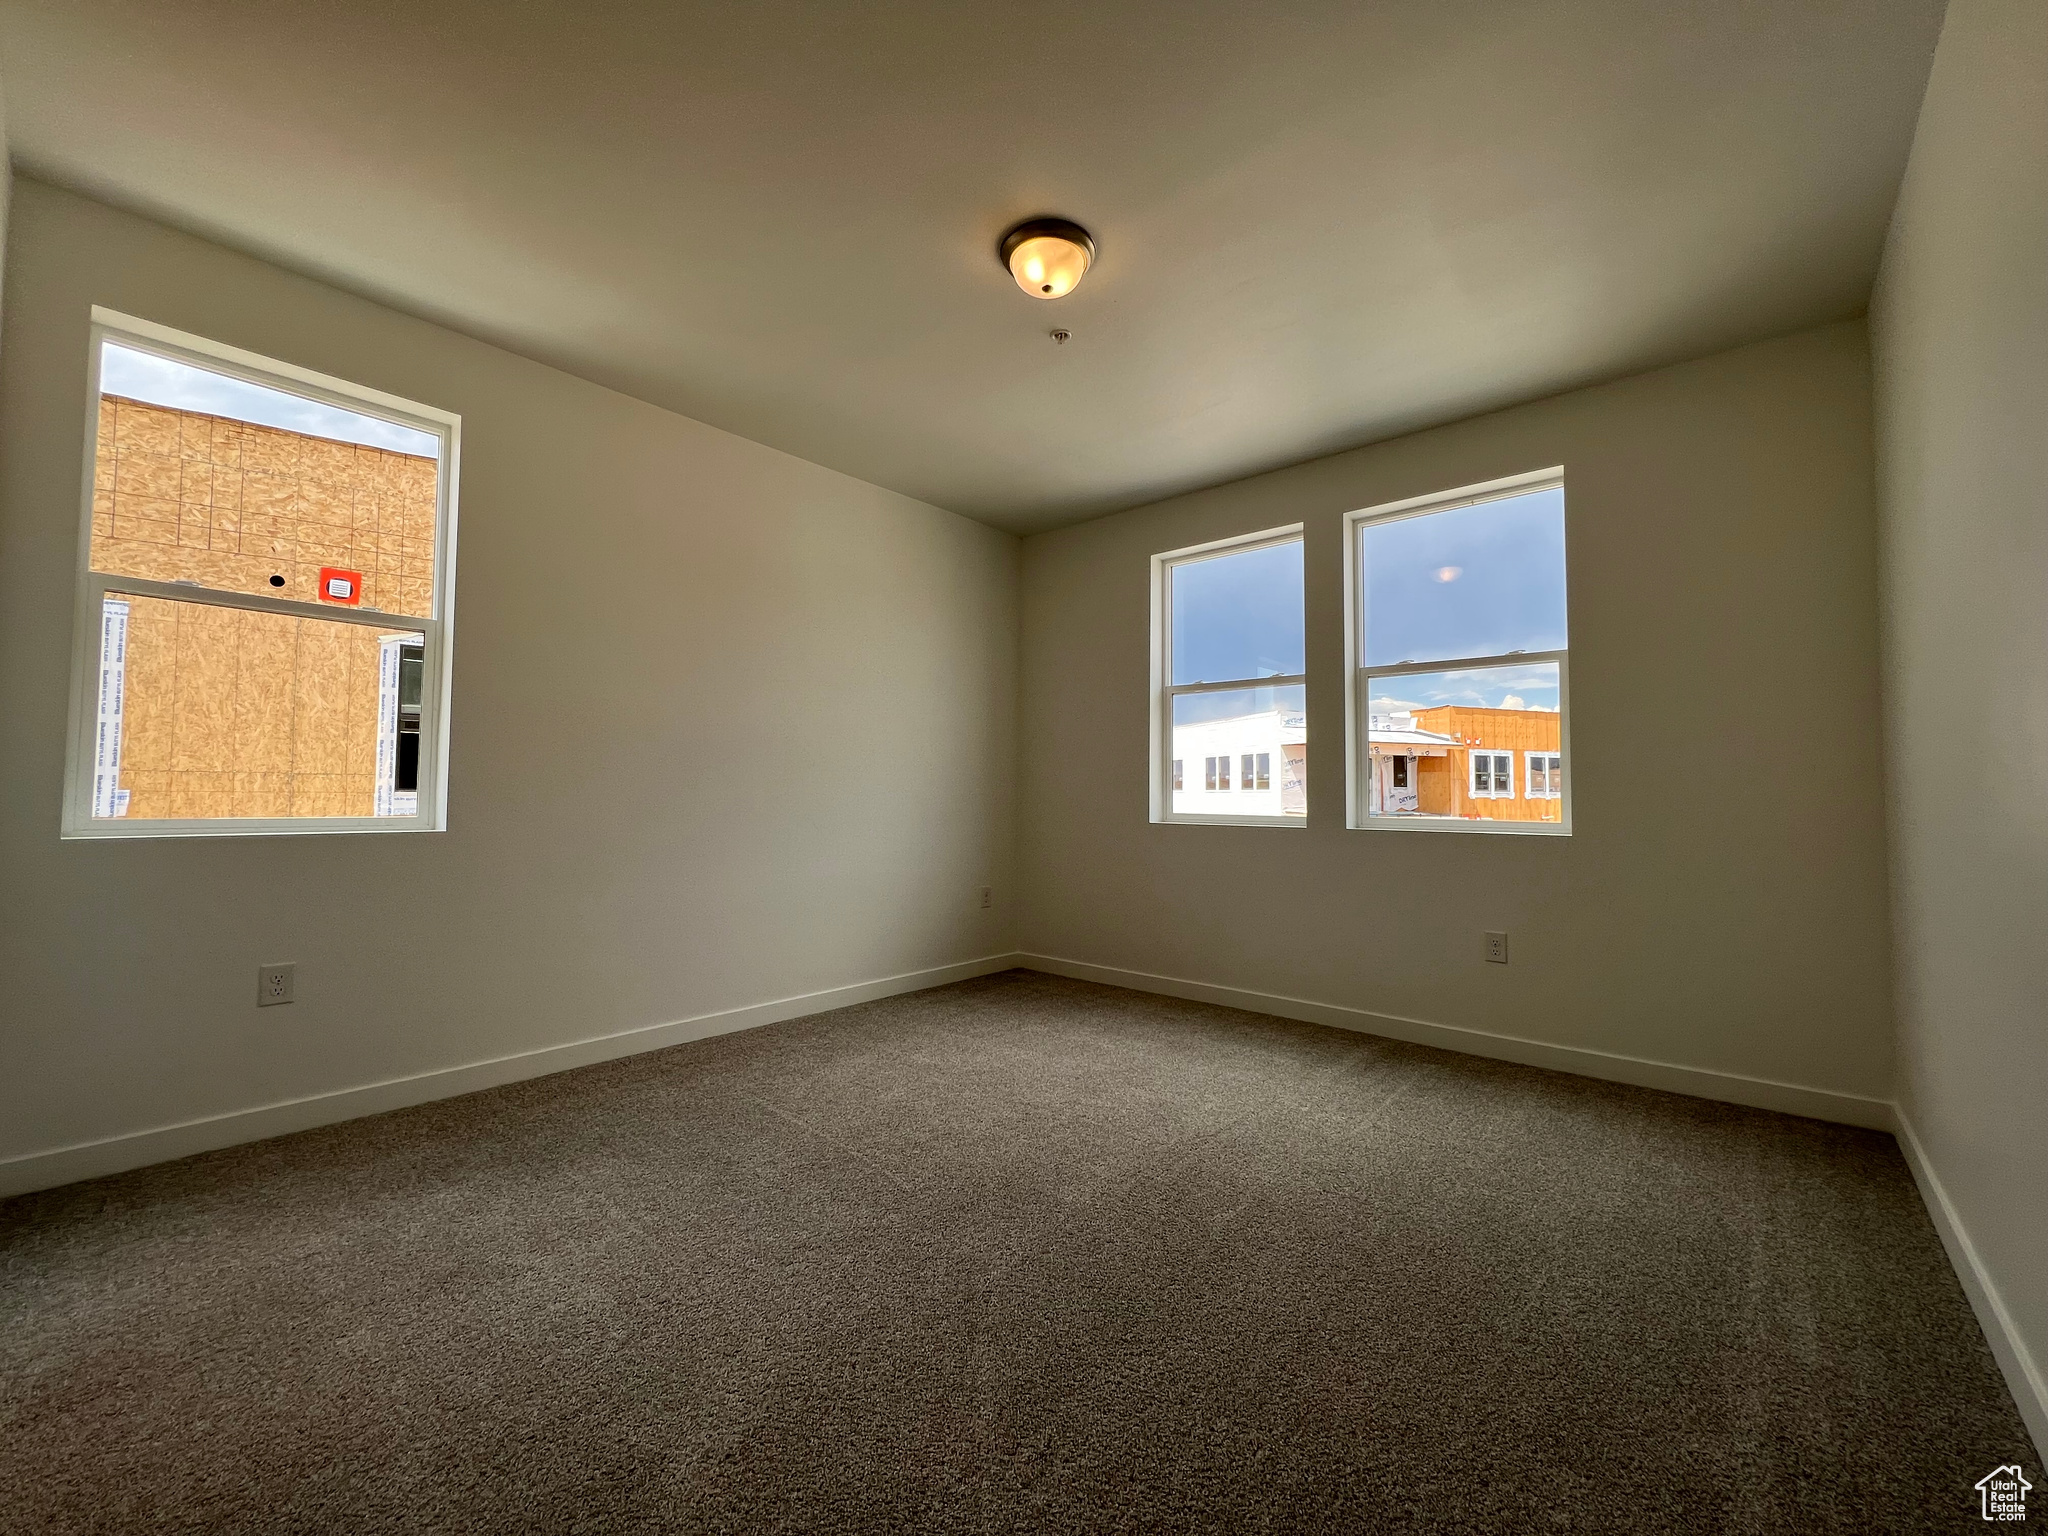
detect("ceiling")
[0,0,1945,534]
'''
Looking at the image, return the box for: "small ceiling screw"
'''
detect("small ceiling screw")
[1051,329,1071,345]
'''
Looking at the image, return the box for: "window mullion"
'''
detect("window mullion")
[87,572,434,632]
[1359,649,1565,682]
[1166,673,1307,698]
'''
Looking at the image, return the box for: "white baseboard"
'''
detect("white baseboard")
[0,952,1026,1200]
[1893,1111,2048,1460]
[1015,952,1897,1130]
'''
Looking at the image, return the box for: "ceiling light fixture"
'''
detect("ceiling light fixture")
[1000,217,1095,299]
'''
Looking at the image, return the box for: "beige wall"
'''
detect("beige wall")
[0,178,1017,1170]
[1870,0,2048,1447]
[1019,321,1892,1103]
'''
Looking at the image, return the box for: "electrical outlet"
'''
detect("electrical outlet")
[980,886,993,909]
[257,962,296,1006]
[1484,931,1509,965]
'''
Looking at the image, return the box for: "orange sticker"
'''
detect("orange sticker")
[317,567,364,605]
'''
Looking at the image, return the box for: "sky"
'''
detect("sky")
[1167,490,1566,720]
[1369,662,1560,716]
[101,342,442,457]
[1171,538,1303,685]
[1361,487,1566,668]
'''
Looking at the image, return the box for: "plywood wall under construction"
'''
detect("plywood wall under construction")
[85,395,435,820]
[92,395,437,615]
[112,593,415,820]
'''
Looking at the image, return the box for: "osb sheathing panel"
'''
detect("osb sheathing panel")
[116,599,179,784]
[92,396,437,618]
[236,609,298,775]
[110,594,398,820]
[86,393,436,820]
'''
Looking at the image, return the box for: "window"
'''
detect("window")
[63,309,459,837]
[1348,470,1568,833]
[1470,752,1513,798]
[1172,759,1184,791]
[1154,527,1306,824]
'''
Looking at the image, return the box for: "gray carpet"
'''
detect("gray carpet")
[0,970,2032,1533]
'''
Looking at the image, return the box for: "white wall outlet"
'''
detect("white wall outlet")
[258,962,296,1006]
[980,886,993,909]
[1484,931,1509,965]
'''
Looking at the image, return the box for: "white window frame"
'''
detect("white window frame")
[1525,751,1563,799]
[60,308,462,839]
[1469,750,1514,799]
[1343,467,1571,836]
[1151,524,1305,828]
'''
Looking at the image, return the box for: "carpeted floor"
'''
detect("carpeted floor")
[0,970,2032,1533]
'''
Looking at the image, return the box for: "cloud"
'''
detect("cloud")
[101,343,441,457]
[1376,662,1562,712]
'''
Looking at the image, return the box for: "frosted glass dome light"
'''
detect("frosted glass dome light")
[1000,218,1095,300]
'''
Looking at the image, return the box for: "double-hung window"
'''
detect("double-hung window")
[62,309,460,837]
[1154,526,1305,825]
[1347,469,1569,833]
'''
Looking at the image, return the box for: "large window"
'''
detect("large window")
[62,309,460,837]
[1347,470,1569,833]
[1154,527,1305,825]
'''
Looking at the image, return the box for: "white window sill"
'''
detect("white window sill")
[1158,814,1309,829]
[62,817,440,840]
[1350,816,1570,836]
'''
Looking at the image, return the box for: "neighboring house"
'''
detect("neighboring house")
[1171,707,1307,817]
[1365,712,1459,815]
[1178,703,1562,822]
[1370,705,1564,823]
